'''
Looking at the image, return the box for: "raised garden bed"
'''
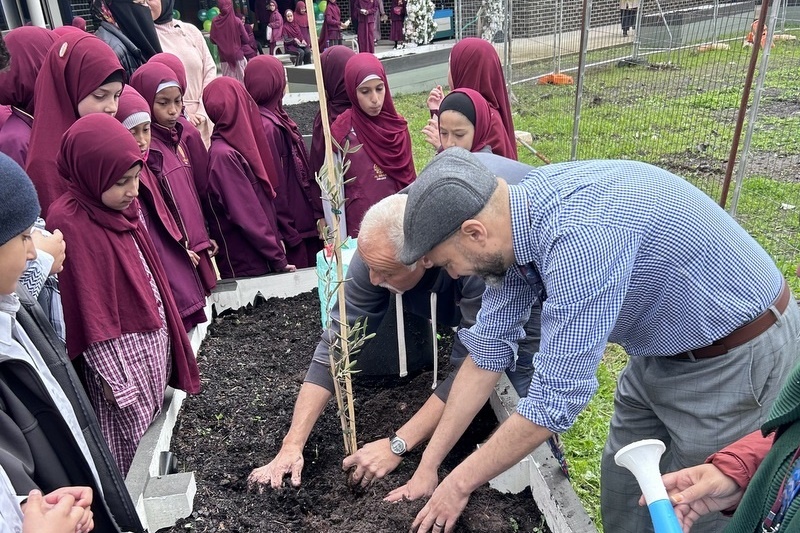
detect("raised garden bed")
[164,290,550,533]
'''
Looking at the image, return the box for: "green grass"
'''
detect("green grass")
[391,37,800,529]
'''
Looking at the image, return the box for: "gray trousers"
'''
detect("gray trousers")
[600,301,800,533]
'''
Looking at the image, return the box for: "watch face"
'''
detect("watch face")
[390,436,406,455]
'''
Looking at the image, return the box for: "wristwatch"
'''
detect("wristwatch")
[389,432,407,457]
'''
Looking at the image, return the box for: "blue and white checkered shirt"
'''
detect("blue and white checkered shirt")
[458,160,783,433]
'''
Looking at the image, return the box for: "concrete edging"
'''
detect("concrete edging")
[125,267,594,532]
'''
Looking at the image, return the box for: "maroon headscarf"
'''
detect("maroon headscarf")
[282,9,304,42]
[203,76,278,198]
[330,53,415,186]
[245,55,318,200]
[294,1,309,26]
[439,87,515,158]
[449,37,517,159]
[211,0,245,67]
[52,25,83,36]
[0,26,56,113]
[47,114,199,394]
[26,32,124,218]
[129,61,182,144]
[72,16,87,31]
[115,85,183,243]
[310,45,355,175]
[145,54,209,198]
[149,53,187,92]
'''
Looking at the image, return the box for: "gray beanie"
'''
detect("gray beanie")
[400,147,497,264]
[0,153,40,246]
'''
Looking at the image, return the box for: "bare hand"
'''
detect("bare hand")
[281,264,297,272]
[427,85,444,112]
[22,490,87,533]
[641,464,743,532]
[43,487,94,533]
[410,475,470,533]
[381,13,388,22]
[32,229,66,275]
[248,446,305,490]
[384,466,438,503]
[316,219,327,241]
[342,438,403,488]
[208,239,219,257]
[187,250,200,267]
[421,118,441,151]
[189,113,206,127]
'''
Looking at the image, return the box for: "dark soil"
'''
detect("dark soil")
[286,101,322,136]
[165,290,548,533]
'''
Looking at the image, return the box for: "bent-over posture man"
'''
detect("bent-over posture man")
[248,153,548,491]
[395,148,799,533]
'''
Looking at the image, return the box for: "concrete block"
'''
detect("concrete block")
[126,388,187,532]
[488,374,598,533]
[142,472,197,532]
[209,268,318,315]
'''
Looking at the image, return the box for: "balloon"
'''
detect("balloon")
[208,6,220,18]
[198,9,208,20]
[318,1,327,13]
[172,9,181,19]
[203,19,212,31]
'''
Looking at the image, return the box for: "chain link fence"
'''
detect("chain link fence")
[453,0,800,283]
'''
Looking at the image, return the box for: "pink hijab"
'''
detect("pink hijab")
[0,26,56,113]
[449,38,517,159]
[210,0,245,66]
[48,113,199,393]
[26,32,124,217]
[203,76,278,198]
[330,53,415,186]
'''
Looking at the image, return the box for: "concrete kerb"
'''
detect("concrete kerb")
[125,267,595,532]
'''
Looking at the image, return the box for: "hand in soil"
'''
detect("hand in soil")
[247,447,304,490]
[411,475,471,533]
[342,438,403,486]
[384,465,439,503]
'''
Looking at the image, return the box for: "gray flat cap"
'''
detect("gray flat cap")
[400,147,498,264]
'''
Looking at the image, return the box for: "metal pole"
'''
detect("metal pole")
[504,0,514,91]
[455,0,461,39]
[570,0,591,160]
[719,0,770,209]
[728,0,780,216]
[712,0,719,43]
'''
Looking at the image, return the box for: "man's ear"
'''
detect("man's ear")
[459,219,488,243]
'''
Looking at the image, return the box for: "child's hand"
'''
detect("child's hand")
[426,85,444,111]
[22,489,91,533]
[187,250,200,266]
[421,117,441,150]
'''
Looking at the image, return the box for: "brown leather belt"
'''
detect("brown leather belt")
[673,279,792,361]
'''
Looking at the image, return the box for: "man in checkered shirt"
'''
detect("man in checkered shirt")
[392,148,800,533]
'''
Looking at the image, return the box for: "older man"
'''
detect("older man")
[248,155,545,490]
[395,148,799,533]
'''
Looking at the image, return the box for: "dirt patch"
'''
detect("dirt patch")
[165,291,548,533]
[286,101,321,136]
